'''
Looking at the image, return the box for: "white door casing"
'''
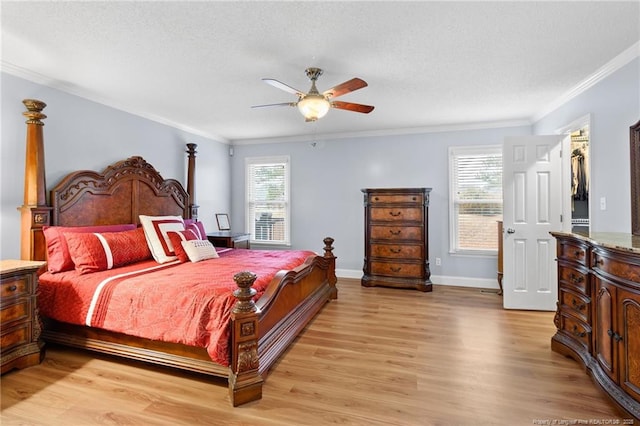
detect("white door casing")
[502,136,563,310]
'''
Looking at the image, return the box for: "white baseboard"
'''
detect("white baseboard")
[335,269,499,290]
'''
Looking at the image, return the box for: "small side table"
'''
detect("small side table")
[207,232,251,249]
[1,259,46,374]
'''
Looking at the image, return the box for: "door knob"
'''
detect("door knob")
[506,228,515,234]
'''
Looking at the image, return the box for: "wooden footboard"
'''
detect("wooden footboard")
[228,237,337,406]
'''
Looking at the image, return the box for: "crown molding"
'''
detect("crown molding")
[0,60,230,144]
[532,40,640,123]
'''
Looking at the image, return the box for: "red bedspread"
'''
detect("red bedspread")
[38,249,314,366]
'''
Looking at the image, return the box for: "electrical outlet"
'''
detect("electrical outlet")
[435,257,441,266]
[600,197,606,210]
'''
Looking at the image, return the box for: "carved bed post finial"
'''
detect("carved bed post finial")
[323,237,338,298]
[19,99,52,260]
[228,271,263,406]
[186,143,199,220]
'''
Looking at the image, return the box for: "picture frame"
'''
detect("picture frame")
[216,213,230,231]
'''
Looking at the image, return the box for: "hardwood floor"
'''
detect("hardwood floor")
[1,280,626,425]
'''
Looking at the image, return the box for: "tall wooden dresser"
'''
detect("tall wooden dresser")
[361,188,432,292]
[550,232,639,421]
[1,260,46,374]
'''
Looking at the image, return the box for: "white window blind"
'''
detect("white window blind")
[245,156,290,245]
[449,145,503,253]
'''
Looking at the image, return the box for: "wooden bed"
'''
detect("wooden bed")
[18,99,337,406]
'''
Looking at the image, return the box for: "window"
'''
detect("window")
[449,145,502,254]
[245,156,290,245]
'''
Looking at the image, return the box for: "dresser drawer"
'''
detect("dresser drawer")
[559,288,590,323]
[558,265,589,295]
[592,248,640,284]
[370,225,423,241]
[370,207,423,222]
[1,322,31,352]
[1,275,31,300]
[369,193,423,205]
[559,314,591,352]
[371,244,423,260]
[558,241,588,266]
[0,299,30,325]
[370,261,424,279]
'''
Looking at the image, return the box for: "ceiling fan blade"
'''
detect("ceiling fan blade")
[262,78,305,97]
[323,78,368,99]
[251,102,297,109]
[331,101,375,114]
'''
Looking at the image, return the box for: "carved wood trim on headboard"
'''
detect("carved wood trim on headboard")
[20,99,197,260]
[51,156,189,227]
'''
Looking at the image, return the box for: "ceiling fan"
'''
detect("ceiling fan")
[252,67,374,122]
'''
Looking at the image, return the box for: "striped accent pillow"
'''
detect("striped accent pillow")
[139,215,185,263]
[65,227,152,274]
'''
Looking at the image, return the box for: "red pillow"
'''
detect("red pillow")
[167,230,199,263]
[65,227,152,274]
[43,224,137,273]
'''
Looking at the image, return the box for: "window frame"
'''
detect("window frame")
[244,155,291,246]
[448,145,503,256]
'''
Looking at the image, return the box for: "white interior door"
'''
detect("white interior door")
[502,135,563,310]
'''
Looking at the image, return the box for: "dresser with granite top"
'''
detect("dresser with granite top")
[551,231,640,421]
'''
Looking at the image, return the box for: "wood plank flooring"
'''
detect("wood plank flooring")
[1,280,627,425]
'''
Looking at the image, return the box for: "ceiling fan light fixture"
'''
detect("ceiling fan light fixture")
[297,95,330,121]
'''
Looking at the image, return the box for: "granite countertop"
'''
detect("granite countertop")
[551,231,640,254]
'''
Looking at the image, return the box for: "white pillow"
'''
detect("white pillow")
[181,239,219,263]
[139,215,185,263]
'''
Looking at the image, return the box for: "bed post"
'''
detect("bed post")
[228,271,263,406]
[185,143,198,220]
[19,99,52,261]
[323,237,338,299]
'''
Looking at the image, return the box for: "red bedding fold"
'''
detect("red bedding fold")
[38,249,314,366]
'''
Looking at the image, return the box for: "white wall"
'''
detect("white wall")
[0,72,231,260]
[533,58,640,233]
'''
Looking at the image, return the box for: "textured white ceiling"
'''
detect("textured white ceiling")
[2,1,639,143]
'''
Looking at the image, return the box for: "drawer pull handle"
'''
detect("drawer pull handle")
[571,299,585,311]
[593,257,604,267]
[574,250,583,257]
[7,285,17,292]
[571,325,586,338]
[389,211,402,217]
[390,267,401,272]
[390,248,402,254]
[389,230,401,236]
[607,329,624,342]
[569,274,584,284]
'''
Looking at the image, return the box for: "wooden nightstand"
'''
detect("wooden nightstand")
[1,260,46,374]
[206,232,251,249]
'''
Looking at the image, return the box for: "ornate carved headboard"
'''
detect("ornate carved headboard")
[19,99,198,261]
[51,156,189,227]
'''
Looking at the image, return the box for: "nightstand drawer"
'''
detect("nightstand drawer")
[370,225,423,241]
[0,299,30,324]
[1,275,31,300]
[370,261,423,279]
[371,207,422,222]
[371,244,422,260]
[369,193,423,205]
[1,322,30,352]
